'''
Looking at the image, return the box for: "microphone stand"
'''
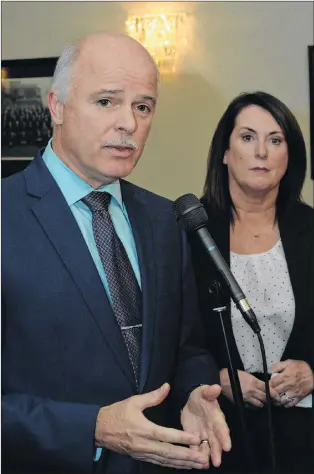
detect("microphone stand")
[209,280,256,474]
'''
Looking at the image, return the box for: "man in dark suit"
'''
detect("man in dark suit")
[2,33,231,474]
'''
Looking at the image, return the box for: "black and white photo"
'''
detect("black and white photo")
[1,57,58,177]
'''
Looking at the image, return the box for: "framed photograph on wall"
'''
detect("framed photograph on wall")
[1,57,58,177]
[309,45,314,180]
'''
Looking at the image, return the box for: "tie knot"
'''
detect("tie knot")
[82,191,111,212]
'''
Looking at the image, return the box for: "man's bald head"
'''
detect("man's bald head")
[52,32,159,103]
[48,31,158,188]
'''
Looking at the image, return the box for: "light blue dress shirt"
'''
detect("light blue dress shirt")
[42,139,142,461]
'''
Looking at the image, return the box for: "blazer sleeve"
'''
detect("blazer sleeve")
[170,229,220,409]
[2,392,101,473]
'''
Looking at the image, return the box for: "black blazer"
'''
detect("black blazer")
[189,200,314,374]
[2,153,219,474]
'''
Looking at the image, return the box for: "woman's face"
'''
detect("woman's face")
[224,105,288,197]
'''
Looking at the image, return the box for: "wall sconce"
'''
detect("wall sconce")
[125,13,188,74]
[2,67,8,90]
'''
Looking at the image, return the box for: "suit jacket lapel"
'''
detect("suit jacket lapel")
[24,155,136,389]
[121,181,157,393]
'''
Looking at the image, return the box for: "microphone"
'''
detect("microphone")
[173,193,261,334]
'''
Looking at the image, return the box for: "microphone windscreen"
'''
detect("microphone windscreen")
[173,194,208,233]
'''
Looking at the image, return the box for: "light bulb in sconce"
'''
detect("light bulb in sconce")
[125,13,189,74]
[1,67,8,90]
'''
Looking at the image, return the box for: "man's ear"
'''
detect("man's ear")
[48,89,64,125]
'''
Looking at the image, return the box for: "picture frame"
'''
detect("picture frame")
[1,57,58,177]
[309,45,314,180]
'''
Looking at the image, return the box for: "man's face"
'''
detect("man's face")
[50,39,158,188]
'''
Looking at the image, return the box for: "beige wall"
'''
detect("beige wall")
[2,1,313,205]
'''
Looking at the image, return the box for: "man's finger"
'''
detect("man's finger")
[146,421,201,446]
[136,383,170,410]
[189,444,199,452]
[206,432,222,467]
[214,418,232,452]
[149,440,210,466]
[190,432,202,453]
[198,438,211,458]
[148,453,208,470]
[201,384,222,402]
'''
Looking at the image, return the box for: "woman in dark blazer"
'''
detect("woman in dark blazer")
[189,91,314,474]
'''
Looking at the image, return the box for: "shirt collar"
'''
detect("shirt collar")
[42,139,123,208]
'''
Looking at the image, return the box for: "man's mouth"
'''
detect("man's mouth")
[104,145,135,157]
[105,145,134,150]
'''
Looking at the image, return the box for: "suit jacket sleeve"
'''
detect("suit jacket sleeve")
[170,229,220,409]
[2,391,101,472]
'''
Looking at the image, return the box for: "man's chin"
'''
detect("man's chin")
[107,158,140,178]
[97,166,135,184]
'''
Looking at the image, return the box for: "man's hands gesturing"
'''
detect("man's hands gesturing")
[95,383,211,470]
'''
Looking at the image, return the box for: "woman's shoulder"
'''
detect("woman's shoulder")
[279,201,314,241]
[286,201,314,226]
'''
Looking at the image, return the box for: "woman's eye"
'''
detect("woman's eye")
[271,137,282,145]
[98,99,111,107]
[242,134,253,142]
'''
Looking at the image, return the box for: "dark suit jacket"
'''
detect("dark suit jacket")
[2,153,219,474]
[189,199,314,374]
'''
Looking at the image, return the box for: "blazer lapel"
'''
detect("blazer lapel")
[121,181,157,393]
[279,203,310,330]
[24,155,136,389]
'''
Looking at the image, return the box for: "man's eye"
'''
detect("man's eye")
[98,99,111,107]
[136,104,150,113]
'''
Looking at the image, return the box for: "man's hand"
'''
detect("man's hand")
[220,369,281,408]
[270,359,314,408]
[95,383,210,470]
[180,384,231,469]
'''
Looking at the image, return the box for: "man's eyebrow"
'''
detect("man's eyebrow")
[91,89,124,98]
[90,90,156,105]
[138,95,157,106]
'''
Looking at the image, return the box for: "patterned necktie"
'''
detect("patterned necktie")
[82,191,142,385]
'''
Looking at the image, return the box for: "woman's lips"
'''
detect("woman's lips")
[250,167,269,172]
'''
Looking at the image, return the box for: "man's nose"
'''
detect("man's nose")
[114,106,137,134]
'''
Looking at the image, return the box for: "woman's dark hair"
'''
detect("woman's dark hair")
[202,91,307,221]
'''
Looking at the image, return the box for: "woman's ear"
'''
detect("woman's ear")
[223,152,228,165]
[48,89,64,126]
